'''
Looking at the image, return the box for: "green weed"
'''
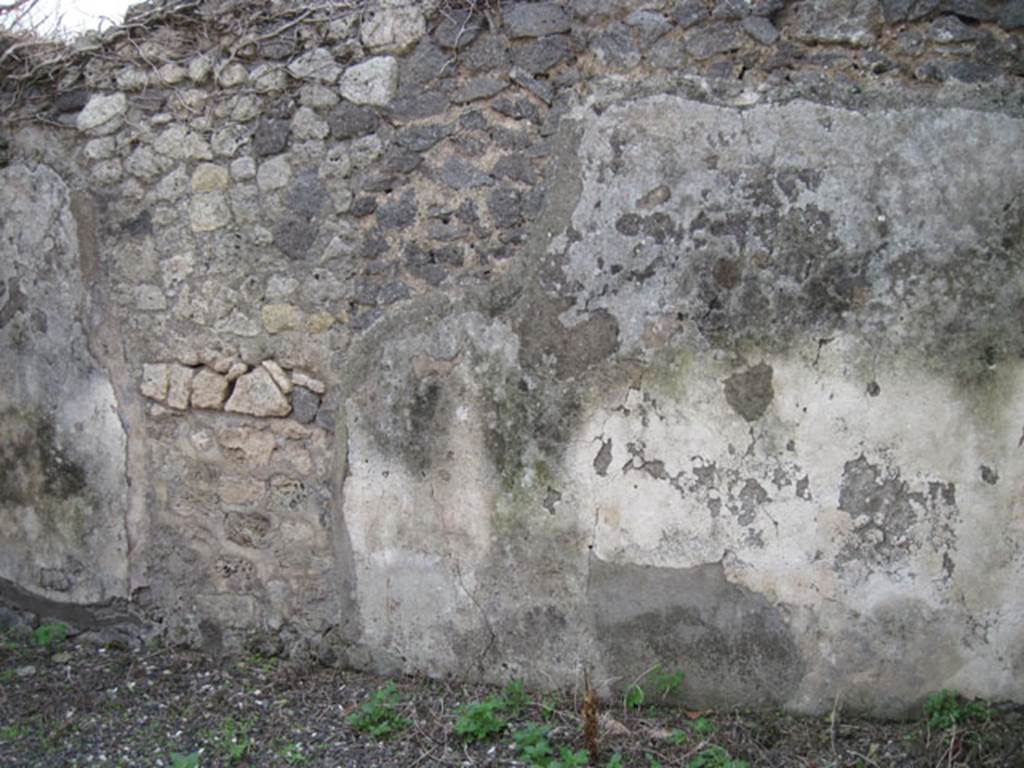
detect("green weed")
[685,745,749,768]
[278,741,309,764]
[555,748,589,767]
[511,722,588,768]
[625,663,685,711]
[168,752,200,768]
[503,678,530,716]
[513,723,554,765]
[924,689,991,731]
[0,724,26,741]
[345,682,409,740]
[541,695,558,722]
[692,717,715,736]
[207,716,253,764]
[607,753,624,768]
[454,695,507,742]
[650,666,684,698]
[625,683,645,711]
[31,622,66,650]
[244,652,277,673]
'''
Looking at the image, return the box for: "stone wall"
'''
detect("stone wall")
[1,0,1023,714]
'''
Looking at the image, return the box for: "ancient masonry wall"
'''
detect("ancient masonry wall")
[2,0,1024,714]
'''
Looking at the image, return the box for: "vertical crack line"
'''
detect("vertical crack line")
[429,479,496,672]
[452,557,497,672]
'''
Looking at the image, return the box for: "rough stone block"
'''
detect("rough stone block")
[190,368,229,410]
[224,368,291,417]
[340,57,399,106]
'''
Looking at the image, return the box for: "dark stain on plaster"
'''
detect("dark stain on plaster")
[590,558,804,707]
[837,455,917,568]
[979,465,999,484]
[0,276,27,329]
[483,370,581,493]
[723,362,774,422]
[516,297,620,379]
[593,438,613,476]
[0,408,88,506]
[836,456,960,577]
[736,478,769,526]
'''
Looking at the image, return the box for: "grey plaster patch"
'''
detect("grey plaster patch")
[590,559,805,707]
[723,363,774,422]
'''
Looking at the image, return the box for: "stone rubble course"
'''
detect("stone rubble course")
[2,0,1024,717]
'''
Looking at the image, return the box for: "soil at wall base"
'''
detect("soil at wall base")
[1,639,1022,767]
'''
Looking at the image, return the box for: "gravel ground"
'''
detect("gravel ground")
[1,630,1022,768]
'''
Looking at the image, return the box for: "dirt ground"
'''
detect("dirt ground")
[1,630,1022,768]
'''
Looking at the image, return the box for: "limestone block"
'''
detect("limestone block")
[224,368,291,417]
[140,363,170,402]
[166,364,194,410]
[256,156,292,192]
[261,303,302,333]
[291,371,326,394]
[190,368,230,410]
[226,362,249,382]
[262,360,293,394]
[217,62,249,87]
[287,48,341,83]
[189,192,231,232]
[339,57,398,106]
[191,163,229,192]
[361,5,426,53]
[76,93,126,132]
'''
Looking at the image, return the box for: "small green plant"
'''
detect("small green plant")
[503,678,530,716]
[31,622,67,649]
[1,724,26,741]
[924,689,991,731]
[555,748,590,767]
[514,723,554,765]
[455,695,508,741]
[692,716,715,736]
[650,666,684,698]
[607,753,624,768]
[207,716,253,764]
[671,728,688,745]
[646,754,662,768]
[278,741,309,764]
[511,723,588,768]
[169,752,200,768]
[625,683,645,710]
[686,745,749,768]
[625,663,685,711]
[540,695,558,722]
[346,682,409,740]
[244,652,277,673]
